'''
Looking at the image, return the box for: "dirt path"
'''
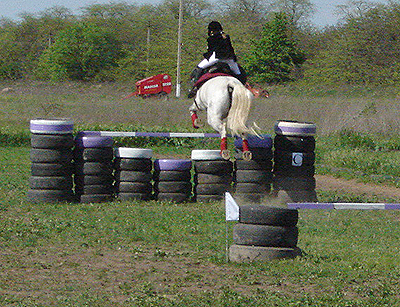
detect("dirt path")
[315,174,400,200]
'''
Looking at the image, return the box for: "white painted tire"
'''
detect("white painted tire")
[191,149,224,161]
[30,118,74,134]
[274,120,316,136]
[114,147,153,159]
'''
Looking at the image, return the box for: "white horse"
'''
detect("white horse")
[189,75,256,160]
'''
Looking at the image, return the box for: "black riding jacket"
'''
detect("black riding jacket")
[203,32,237,61]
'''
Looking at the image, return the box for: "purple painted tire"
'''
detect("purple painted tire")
[30,118,74,135]
[75,136,113,148]
[154,159,192,171]
[234,134,272,149]
[274,120,316,136]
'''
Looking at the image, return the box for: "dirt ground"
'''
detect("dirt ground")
[315,174,400,200]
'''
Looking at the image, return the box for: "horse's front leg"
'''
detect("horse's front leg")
[241,134,252,161]
[189,102,204,129]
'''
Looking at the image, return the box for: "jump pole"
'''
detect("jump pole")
[82,131,226,138]
[287,203,400,210]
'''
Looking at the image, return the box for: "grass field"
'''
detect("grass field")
[1,81,400,306]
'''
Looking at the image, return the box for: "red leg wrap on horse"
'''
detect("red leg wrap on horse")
[191,113,199,128]
[220,137,228,152]
[242,139,250,152]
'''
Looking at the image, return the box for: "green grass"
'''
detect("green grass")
[2,82,400,305]
[1,145,400,306]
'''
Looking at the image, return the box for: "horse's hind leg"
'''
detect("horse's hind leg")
[241,134,252,161]
[189,103,204,129]
[209,116,230,160]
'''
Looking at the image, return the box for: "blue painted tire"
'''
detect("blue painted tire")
[154,159,192,171]
[75,136,113,148]
[234,134,272,149]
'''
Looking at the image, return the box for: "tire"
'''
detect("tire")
[116,182,152,193]
[274,120,316,136]
[29,176,73,190]
[191,149,224,160]
[79,194,114,203]
[74,162,113,176]
[30,148,73,163]
[114,158,152,172]
[31,134,74,149]
[234,148,273,161]
[273,164,315,177]
[194,173,232,184]
[115,171,152,182]
[156,193,191,203]
[234,134,273,149]
[234,170,272,183]
[273,176,316,191]
[195,183,232,195]
[273,151,315,167]
[194,160,233,174]
[114,147,153,159]
[74,174,114,185]
[273,189,318,203]
[153,170,191,182]
[31,163,73,176]
[75,184,114,195]
[30,118,74,135]
[274,135,315,152]
[116,193,152,201]
[235,159,272,171]
[75,136,113,148]
[155,181,192,193]
[233,224,298,248]
[229,244,302,262]
[234,182,271,194]
[74,147,114,162]
[27,189,74,203]
[154,159,192,171]
[239,205,298,227]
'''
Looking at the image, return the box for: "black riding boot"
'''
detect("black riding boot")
[188,67,204,98]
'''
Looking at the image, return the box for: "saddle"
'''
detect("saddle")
[188,62,247,98]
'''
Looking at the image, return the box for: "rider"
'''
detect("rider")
[188,21,242,98]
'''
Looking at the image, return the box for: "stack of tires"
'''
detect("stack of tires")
[233,135,273,203]
[273,120,318,203]
[28,118,75,203]
[192,150,233,202]
[153,159,192,203]
[114,148,153,201]
[229,205,301,262]
[74,135,114,203]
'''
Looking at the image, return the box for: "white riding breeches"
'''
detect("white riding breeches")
[198,52,241,75]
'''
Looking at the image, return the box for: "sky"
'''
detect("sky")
[0,0,388,27]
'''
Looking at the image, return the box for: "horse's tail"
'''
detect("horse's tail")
[226,81,258,137]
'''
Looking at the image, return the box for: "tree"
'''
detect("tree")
[37,22,123,81]
[243,12,306,83]
[271,0,315,26]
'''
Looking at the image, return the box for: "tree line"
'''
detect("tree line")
[0,0,399,87]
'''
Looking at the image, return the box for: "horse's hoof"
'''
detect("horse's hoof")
[221,149,230,160]
[242,151,252,161]
[194,118,204,128]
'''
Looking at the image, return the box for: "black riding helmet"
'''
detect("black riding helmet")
[208,21,223,36]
